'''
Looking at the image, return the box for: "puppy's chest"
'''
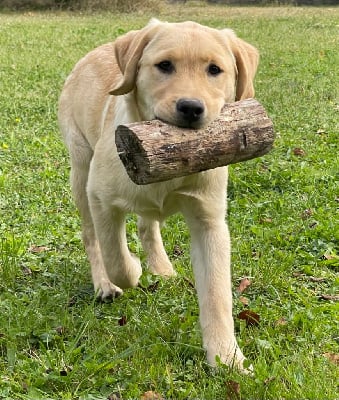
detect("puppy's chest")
[128,185,182,220]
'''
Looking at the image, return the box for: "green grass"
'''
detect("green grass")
[0,4,338,399]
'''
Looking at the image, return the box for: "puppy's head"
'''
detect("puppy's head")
[110,19,259,129]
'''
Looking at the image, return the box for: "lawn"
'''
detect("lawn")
[0,3,338,399]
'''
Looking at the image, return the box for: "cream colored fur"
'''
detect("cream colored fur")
[58,19,259,371]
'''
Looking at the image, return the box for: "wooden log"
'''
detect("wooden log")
[115,98,274,185]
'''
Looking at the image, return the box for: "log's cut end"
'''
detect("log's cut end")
[116,98,274,185]
[116,123,151,182]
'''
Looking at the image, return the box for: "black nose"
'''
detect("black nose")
[176,98,205,125]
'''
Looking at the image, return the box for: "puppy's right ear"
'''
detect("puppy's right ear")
[109,21,161,96]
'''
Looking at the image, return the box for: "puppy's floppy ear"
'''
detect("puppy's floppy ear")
[224,30,259,100]
[110,20,161,96]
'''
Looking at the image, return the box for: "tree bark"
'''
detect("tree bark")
[115,98,274,185]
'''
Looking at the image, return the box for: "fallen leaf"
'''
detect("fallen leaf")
[67,296,77,307]
[293,147,306,156]
[309,276,326,282]
[251,250,260,259]
[237,278,251,294]
[22,266,32,275]
[225,380,241,400]
[320,253,339,269]
[322,252,339,260]
[259,217,273,224]
[140,391,164,400]
[145,281,159,293]
[107,393,121,400]
[323,352,339,365]
[237,310,260,327]
[55,326,66,335]
[28,245,50,253]
[118,316,127,326]
[21,381,29,392]
[292,273,326,282]
[239,296,249,306]
[264,376,276,385]
[173,244,184,257]
[59,365,72,376]
[275,317,288,326]
[319,294,339,302]
[183,277,195,289]
[301,208,313,219]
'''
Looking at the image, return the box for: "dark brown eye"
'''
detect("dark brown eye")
[155,60,175,74]
[208,64,222,76]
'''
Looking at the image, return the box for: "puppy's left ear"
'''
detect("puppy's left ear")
[110,21,161,96]
[224,30,259,100]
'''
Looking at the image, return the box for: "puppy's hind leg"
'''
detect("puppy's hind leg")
[68,130,121,300]
[138,217,176,277]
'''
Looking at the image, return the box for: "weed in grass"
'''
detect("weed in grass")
[0,4,338,399]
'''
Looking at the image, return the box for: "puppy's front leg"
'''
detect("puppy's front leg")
[87,194,142,292]
[182,203,246,371]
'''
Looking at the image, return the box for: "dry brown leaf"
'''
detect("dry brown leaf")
[309,276,326,282]
[264,376,276,385]
[301,208,313,219]
[259,217,273,224]
[225,380,241,400]
[293,147,306,156]
[140,391,164,400]
[323,352,339,365]
[292,273,326,282]
[251,250,260,259]
[28,245,49,253]
[55,326,66,335]
[319,294,339,301]
[322,252,338,260]
[239,296,249,306]
[237,278,251,294]
[22,266,32,275]
[183,277,195,289]
[146,281,160,293]
[173,244,184,257]
[237,310,260,327]
[275,317,288,326]
[118,316,127,326]
[107,393,121,400]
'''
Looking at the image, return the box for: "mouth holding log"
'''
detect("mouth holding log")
[115,98,275,185]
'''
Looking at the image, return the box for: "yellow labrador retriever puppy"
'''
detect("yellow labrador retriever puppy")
[58,19,258,371]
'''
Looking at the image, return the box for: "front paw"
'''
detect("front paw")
[95,280,123,301]
[206,342,253,374]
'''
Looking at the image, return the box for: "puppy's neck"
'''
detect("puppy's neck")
[113,91,141,130]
